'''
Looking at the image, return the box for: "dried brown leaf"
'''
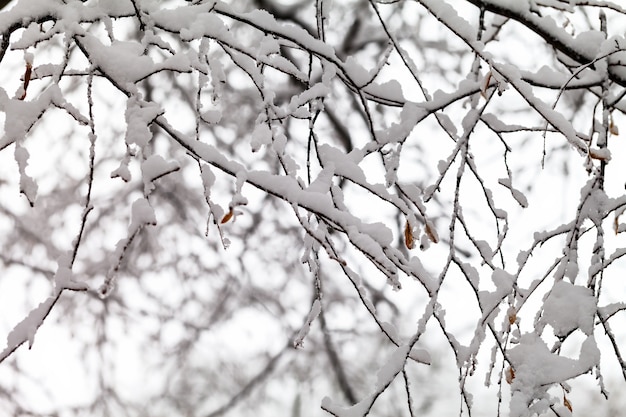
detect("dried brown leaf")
[404,220,414,250]
[610,116,619,136]
[563,395,572,412]
[19,62,32,100]
[481,71,492,98]
[505,366,515,384]
[425,221,439,244]
[220,208,234,224]
[589,147,611,161]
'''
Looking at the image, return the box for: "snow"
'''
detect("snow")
[573,30,605,58]
[306,164,335,194]
[81,37,153,86]
[293,299,321,349]
[53,253,89,292]
[580,186,608,224]
[14,143,37,205]
[508,334,600,417]
[142,154,180,195]
[276,82,330,119]
[111,156,132,182]
[498,178,528,208]
[475,240,494,262]
[322,344,411,417]
[375,102,423,145]
[1,295,57,359]
[322,394,376,417]
[125,97,163,148]
[494,63,586,151]
[541,281,596,336]
[376,344,411,389]
[202,109,222,124]
[214,3,336,58]
[250,120,272,152]
[129,197,157,234]
[409,346,431,364]
[317,144,366,182]
[0,85,79,146]
[419,0,484,49]
[365,79,405,103]
[343,56,373,87]
[588,147,611,162]
[1,0,624,414]
[478,269,515,324]
[150,4,225,41]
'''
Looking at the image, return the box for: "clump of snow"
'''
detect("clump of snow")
[364,79,405,103]
[250,120,272,152]
[53,253,89,292]
[142,154,180,195]
[574,30,605,58]
[478,269,514,323]
[580,186,608,224]
[125,97,163,148]
[508,333,599,417]
[541,281,595,336]
[110,154,132,182]
[129,197,157,234]
[476,240,494,262]
[14,143,37,205]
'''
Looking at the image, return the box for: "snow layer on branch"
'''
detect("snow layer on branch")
[322,344,411,417]
[142,155,180,195]
[306,164,335,195]
[600,35,626,83]
[375,102,422,144]
[0,0,134,34]
[276,82,330,119]
[293,299,321,349]
[0,85,73,147]
[498,178,528,208]
[365,79,405,103]
[151,4,227,42]
[213,4,336,58]
[1,295,57,359]
[508,334,599,417]
[79,35,192,88]
[343,57,371,86]
[175,136,414,286]
[480,0,626,87]
[419,0,484,51]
